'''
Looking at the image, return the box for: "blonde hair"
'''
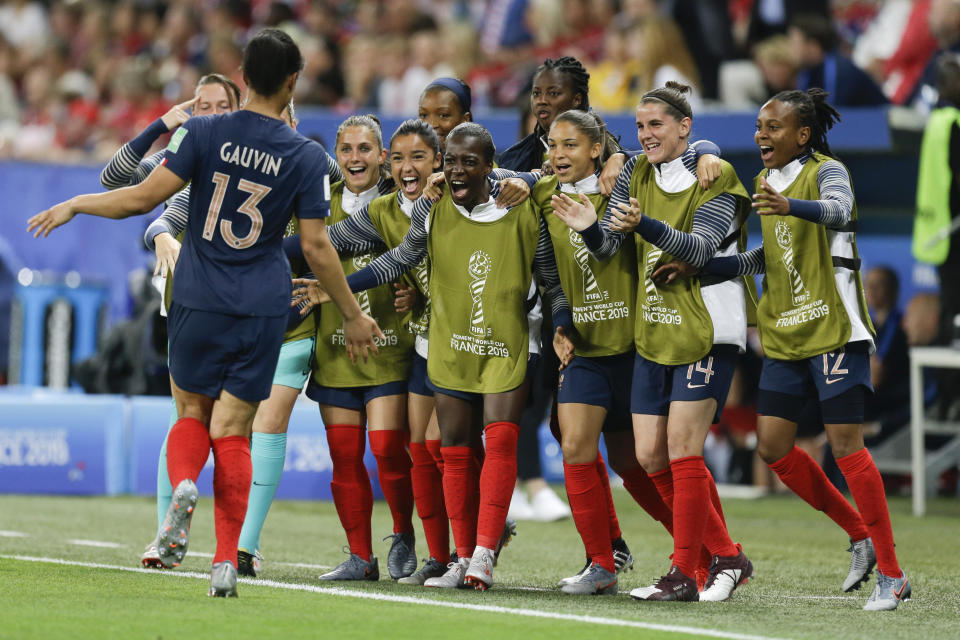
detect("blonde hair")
[633,16,700,96]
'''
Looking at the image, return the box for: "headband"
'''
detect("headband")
[426,77,472,114]
[641,92,692,119]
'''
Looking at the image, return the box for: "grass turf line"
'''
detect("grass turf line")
[0,491,958,639]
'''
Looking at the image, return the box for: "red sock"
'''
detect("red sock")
[770,446,869,541]
[410,442,450,563]
[670,456,711,577]
[620,464,673,535]
[595,453,622,541]
[426,438,444,475]
[565,461,615,572]
[369,430,414,534]
[476,422,519,550]
[706,468,726,526]
[441,446,478,558]
[166,417,211,487]
[211,435,251,566]
[327,424,373,560]
[650,467,714,570]
[836,448,901,577]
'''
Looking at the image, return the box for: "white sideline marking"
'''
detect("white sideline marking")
[0,530,28,537]
[275,561,332,570]
[67,540,126,549]
[779,595,858,601]
[2,554,784,640]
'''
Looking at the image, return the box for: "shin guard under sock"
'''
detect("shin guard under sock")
[211,435,252,566]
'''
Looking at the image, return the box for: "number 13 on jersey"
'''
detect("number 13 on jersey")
[204,171,271,249]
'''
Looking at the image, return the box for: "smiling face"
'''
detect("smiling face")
[443,133,492,210]
[755,99,809,169]
[548,119,600,184]
[336,125,386,193]
[418,88,470,151]
[635,101,689,165]
[194,82,234,116]
[390,133,441,199]
[531,69,582,132]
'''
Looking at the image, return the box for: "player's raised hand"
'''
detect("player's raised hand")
[609,197,642,233]
[393,282,417,313]
[696,153,723,190]
[343,312,384,364]
[553,326,575,370]
[495,177,531,208]
[160,96,199,131]
[153,232,181,276]
[28,201,75,238]
[422,172,445,202]
[753,177,790,215]
[551,191,597,231]
[291,277,331,314]
[598,152,625,196]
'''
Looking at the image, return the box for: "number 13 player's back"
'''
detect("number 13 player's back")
[162,109,331,318]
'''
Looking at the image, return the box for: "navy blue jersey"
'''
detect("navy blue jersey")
[162,110,330,317]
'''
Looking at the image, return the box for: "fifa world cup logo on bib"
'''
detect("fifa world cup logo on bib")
[467,250,492,337]
[643,248,663,304]
[352,254,373,316]
[775,221,810,306]
[568,228,602,302]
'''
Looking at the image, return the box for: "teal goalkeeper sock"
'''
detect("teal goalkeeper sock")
[155,399,178,535]
[238,432,287,553]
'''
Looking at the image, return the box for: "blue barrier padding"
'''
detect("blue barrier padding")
[0,392,126,495]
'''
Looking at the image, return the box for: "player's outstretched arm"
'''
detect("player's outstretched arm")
[28,166,187,238]
[300,216,384,363]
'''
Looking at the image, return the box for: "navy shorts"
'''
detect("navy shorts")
[558,352,633,433]
[306,378,409,411]
[168,302,285,403]
[408,353,433,397]
[758,341,873,423]
[429,354,541,402]
[630,345,739,424]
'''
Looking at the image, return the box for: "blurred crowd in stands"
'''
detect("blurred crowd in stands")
[2,0,960,162]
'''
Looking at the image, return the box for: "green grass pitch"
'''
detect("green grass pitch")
[1,489,958,639]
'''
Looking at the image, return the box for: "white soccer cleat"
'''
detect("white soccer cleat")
[863,570,911,611]
[464,546,495,591]
[424,557,470,589]
[843,537,876,592]
[699,551,754,602]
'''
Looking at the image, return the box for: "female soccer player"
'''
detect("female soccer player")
[694,88,909,611]
[296,119,456,584]
[553,82,753,603]
[29,28,382,598]
[309,114,419,582]
[418,77,472,152]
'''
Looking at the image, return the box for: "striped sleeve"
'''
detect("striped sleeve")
[579,155,639,258]
[326,151,343,184]
[345,196,431,293]
[491,168,539,188]
[327,203,387,254]
[634,192,738,268]
[533,215,572,329]
[785,160,853,229]
[143,186,191,251]
[100,118,169,189]
[705,246,766,276]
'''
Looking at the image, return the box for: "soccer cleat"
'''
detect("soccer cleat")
[424,557,470,589]
[863,570,911,611]
[237,548,263,578]
[397,557,448,585]
[699,551,754,602]
[493,518,517,567]
[557,557,591,587]
[156,479,199,569]
[384,532,417,580]
[464,546,495,591]
[208,561,238,597]
[561,561,618,595]
[843,537,876,592]
[612,537,634,574]
[141,538,164,569]
[630,566,699,602]
[318,553,379,581]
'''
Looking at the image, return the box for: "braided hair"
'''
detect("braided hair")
[770,88,842,159]
[536,56,591,112]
